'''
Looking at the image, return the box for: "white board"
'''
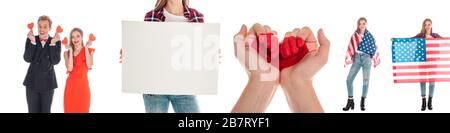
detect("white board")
[122,21,220,95]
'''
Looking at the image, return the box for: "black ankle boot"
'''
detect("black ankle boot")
[428,97,433,110]
[342,98,354,111]
[421,97,426,111]
[361,97,366,111]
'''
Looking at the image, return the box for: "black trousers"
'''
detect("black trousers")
[26,87,54,113]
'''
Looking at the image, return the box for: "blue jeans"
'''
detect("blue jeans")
[346,52,372,97]
[143,94,199,113]
[420,82,435,97]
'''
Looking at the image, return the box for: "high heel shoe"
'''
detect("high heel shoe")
[342,98,354,111]
[428,97,433,110]
[361,97,366,111]
[421,97,426,111]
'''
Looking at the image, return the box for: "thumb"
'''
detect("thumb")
[317,29,330,59]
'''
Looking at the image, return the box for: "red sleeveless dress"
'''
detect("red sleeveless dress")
[64,48,94,113]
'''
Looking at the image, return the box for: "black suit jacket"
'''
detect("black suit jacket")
[23,36,61,91]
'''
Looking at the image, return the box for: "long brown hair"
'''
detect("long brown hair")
[154,0,188,11]
[418,18,433,37]
[356,17,367,34]
[69,28,84,50]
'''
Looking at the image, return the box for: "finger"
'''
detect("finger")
[281,32,293,58]
[293,28,301,37]
[29,31,35,38]
[273,31,278,36]
[298,27,318,51]
[234,24,248,39]
[263,25,276,47]
[234,25,248,58]
[280,39,290,58]
[247,24,256,37]
[317,29,330,60]
[284,31,292,38]
[297,27,313,41]
[305,27,317,43]
[290,28,301,54]
[246,24,257,48]
[234,24,247,50]
[253,23,266,36]
[288,35,298,56]
[263,25,273,34]
[270,31,279,53]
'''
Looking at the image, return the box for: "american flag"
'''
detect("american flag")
[345,31,380,67]
[392,38,450,83]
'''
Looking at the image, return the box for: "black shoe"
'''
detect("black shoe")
[342,98,354,111]
[421,97,426,111]
[361,97,366,111]
[428,97,433,110]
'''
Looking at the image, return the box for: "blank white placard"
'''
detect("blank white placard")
[122,21,220,95]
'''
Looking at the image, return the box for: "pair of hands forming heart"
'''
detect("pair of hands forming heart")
[254,29,318,70]
[233,23,329,80]
[232,23,329,113]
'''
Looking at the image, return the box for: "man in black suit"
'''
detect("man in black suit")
[23,15,61,113]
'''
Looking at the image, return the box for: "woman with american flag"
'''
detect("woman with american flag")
[413,18,442,111]
[342,17,380,111]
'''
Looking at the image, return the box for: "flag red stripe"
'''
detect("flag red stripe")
[426,38,450,40]
[393,64,450,69]
[394,78,450,83]
[427,43,450,47]
[427,50,450,54]
[427,58,450,61]
[393,71,450,76]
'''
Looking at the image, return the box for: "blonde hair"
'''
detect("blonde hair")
[356,17,367,33]
[154,0,188,11]
[38,15,52,28]
[69,28,84,50]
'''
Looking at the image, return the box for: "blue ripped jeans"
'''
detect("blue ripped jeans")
[143,94,199,113]
[346,52,372,97]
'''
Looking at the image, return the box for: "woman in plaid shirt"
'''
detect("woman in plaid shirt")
[142,0,204,113]
[413,18,442,111]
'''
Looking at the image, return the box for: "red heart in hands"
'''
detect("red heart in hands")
[62,37,68,46]
[249,34,317,70]
[56,25,63,33]
[250,33,279,67]
[279,36,309,70]
[27,22,34,30]
[89,33,96,41]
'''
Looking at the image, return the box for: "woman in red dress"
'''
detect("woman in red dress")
[63,28,94,113]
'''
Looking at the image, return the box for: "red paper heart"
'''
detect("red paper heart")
[279,36,309,70]
[62,37,68,46]
[56,25,63,33]
[27,22,34,30]
[249,34,316,70]
[89,33,96,41]
[250,33,279,68]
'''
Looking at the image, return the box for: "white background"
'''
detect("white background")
[1,0,450,113]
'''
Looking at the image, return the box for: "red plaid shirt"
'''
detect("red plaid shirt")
[144,5,204,22]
